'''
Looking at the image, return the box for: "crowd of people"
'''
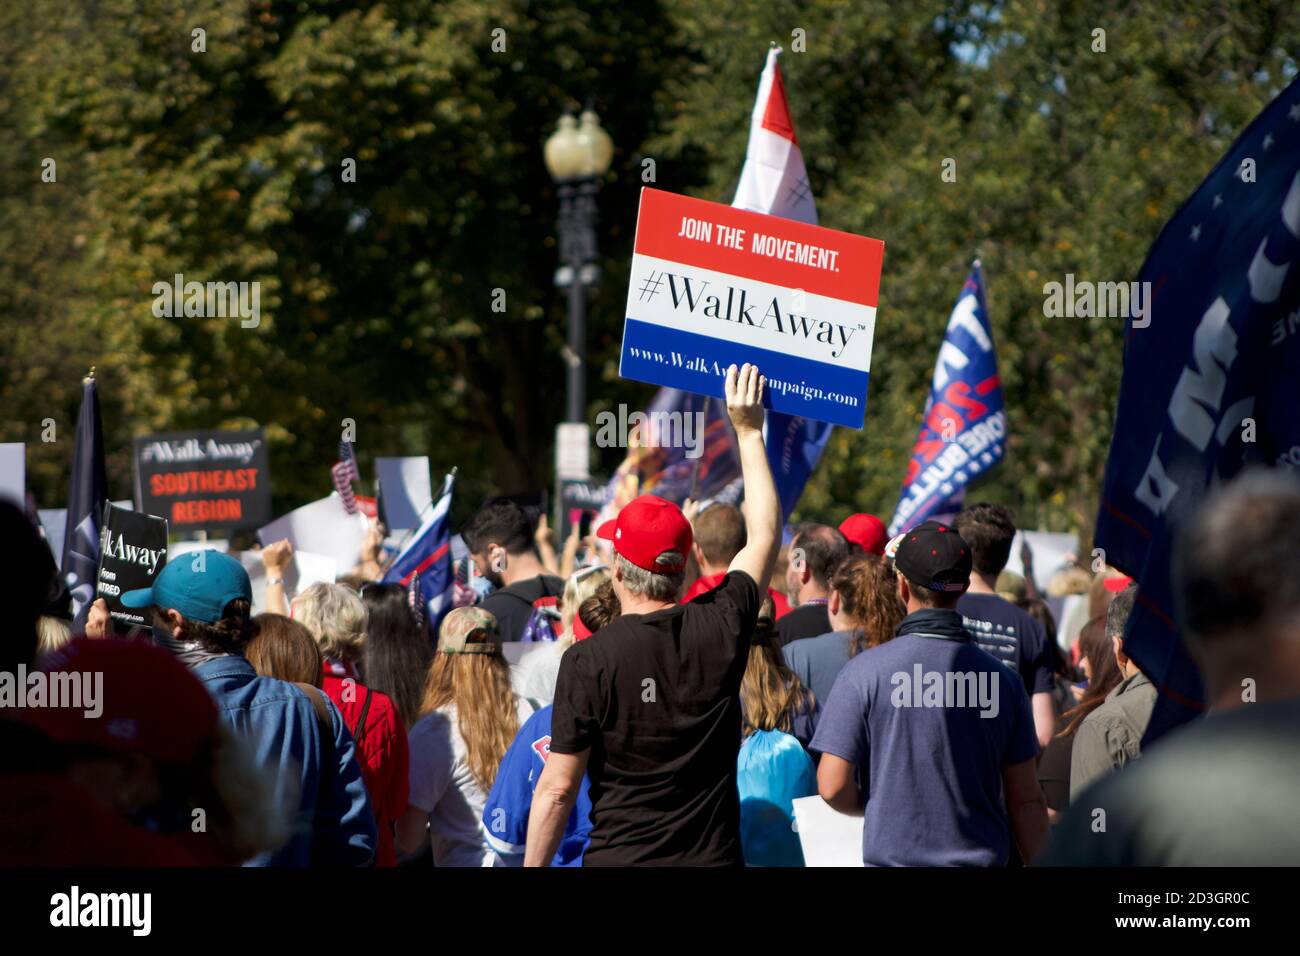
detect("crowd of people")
[2,362,1298,867]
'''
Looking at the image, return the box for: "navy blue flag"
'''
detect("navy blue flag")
[889,262,1006,534]
[766,412,833,522]
[63,372,108,629]
[383,470,455,633]
[1096,78,1300,742]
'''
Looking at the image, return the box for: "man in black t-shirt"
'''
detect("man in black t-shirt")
[954,503,1056,749]
[524,364,782,867]
[461,499,564,642]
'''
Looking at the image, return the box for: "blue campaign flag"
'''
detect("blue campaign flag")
[1095,78,1300,743]
[63,372,108,629]
[766,412,833,522]
[383,471,455,632]
[889,262,1006,535]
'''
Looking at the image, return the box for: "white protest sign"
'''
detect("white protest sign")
[1004,531,1080,591]
[38,509,67,568]
[375,456,433,532]
[257,493,370,573]
[0,443,24,505]
[500,641,562,668]
[792,795,864,867]
[620,187,884,428]
[554,423,591,480]
[239,550,338,614]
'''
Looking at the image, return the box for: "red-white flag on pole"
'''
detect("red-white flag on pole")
[732,45,817,225]
[600,47,830,523]
[732,45,834,521]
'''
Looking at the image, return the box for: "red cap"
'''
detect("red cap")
[840,513,888,556]
[596,496,693,573]
[1103,574,1134,593]
[25,638,219,765]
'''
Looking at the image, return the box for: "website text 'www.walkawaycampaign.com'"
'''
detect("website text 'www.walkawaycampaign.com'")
[623,343,862,409]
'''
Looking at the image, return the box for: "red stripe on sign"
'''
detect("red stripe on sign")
[399,541,449,586]
[762,63,798,144]
[633,187,883,306]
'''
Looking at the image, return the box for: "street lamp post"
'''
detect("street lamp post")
[544,110,614,426]
[544,110,613,535]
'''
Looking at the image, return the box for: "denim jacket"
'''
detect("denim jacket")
[193,656,377,866]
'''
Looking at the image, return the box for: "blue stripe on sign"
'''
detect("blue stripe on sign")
[619,318,869,429]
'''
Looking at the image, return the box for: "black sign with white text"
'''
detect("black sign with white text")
[97,504,169,626]
[134,428,271,531]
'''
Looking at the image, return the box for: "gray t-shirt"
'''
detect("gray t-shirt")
[783,630,854,733]
[1041,698,1300,866]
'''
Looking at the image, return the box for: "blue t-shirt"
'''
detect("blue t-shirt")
[783,630,855,736]
[810,609,1038,866]
[483,706,591,867]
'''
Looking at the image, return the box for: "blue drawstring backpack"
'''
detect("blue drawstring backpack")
[737,729,817,866]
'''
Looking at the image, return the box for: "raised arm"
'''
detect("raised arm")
[725,364,781,593]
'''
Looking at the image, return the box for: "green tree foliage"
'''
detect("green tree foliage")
[1,0,1295,535]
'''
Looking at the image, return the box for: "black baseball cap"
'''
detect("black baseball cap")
[891,520,972,593]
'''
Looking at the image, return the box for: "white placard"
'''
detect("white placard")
[792,795,864,867]
[239,550,338,614]
[1004,531,1080,591]
[38,509,67,568]
[375,456,433,532]
[555,423,590,480]
[0,443,24,505]
[501,640,563,668]
[257,493,370,573]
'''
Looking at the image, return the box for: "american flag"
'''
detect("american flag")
[332,439,361,514]
[384,471,456,635]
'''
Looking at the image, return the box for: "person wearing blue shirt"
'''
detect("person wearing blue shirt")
[122,551,377,866]
[483,705,591,866]
[812,522,1047,866]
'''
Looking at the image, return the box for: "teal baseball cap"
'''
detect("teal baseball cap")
[121,550,253,624]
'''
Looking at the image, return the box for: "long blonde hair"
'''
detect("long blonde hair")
[740,599,814,736]
[419,652,519,792]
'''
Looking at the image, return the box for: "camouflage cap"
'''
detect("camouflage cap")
[437,606,502,655]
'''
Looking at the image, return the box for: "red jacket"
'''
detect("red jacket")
[684,572,792,618]
[321,662,409,867]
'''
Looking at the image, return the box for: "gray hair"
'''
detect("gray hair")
[1106,582,1138,641]
[293,582,368,662]
[615,551,685,603]
[1174,468,1300,643]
